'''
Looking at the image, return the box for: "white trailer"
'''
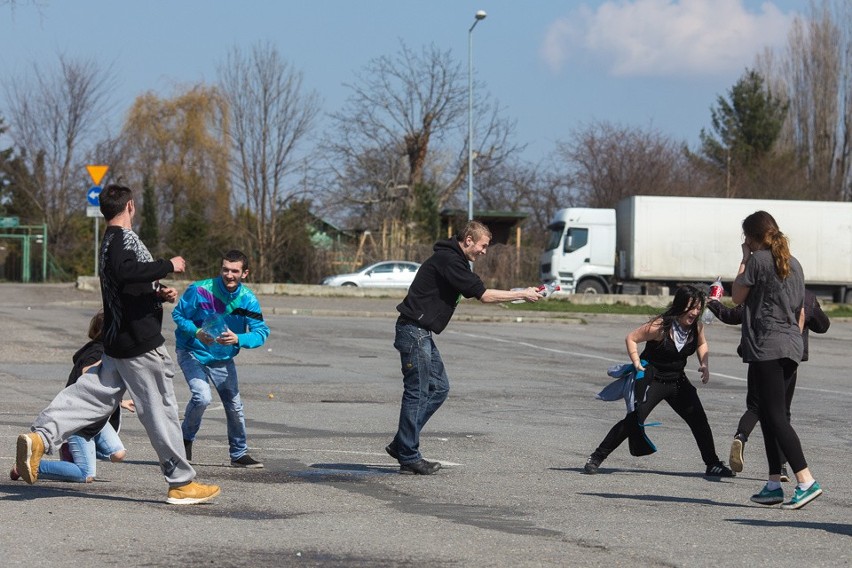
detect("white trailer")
[540,195,852,303]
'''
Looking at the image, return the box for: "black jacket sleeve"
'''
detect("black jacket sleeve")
[707,300,743,325]
[805,293,830,334]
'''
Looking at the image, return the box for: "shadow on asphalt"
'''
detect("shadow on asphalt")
[579,491,752,508]
[0,482,162,504]
[300,462,399,477]
[549,466,715,479]
[727,518,852,537]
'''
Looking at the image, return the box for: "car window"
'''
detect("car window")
[371,263,395,274]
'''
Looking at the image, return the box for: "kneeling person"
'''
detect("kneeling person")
[173,250,270,468]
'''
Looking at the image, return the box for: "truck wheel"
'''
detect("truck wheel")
[577,280,605,294]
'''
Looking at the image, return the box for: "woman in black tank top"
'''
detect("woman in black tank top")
[582,285,734,478]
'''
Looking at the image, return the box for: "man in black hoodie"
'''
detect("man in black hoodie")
[385,221,541,474]
[16,184,221,505]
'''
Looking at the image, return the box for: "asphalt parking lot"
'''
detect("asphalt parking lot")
[1,284,849,567]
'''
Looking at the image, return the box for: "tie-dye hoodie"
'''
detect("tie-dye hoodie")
[172,276,269,364]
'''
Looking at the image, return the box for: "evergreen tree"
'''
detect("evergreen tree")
[138,178,160,256]
[0,116,12,213]
[698,69,788,196]
[411,183,440,242]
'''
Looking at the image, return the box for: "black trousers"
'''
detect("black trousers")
[593,374,720,467]
[748,359,807,475]
[735,367,797,465]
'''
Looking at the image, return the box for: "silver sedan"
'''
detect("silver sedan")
[320,261,421,288]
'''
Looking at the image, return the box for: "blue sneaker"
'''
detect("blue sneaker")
[750,484,784,505]
[781,481,822,510]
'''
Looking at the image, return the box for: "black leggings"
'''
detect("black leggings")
[736,369,797,464]
[593,376,720,466]
[749,359,807,475]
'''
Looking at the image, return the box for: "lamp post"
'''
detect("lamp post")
[467,9,487,222]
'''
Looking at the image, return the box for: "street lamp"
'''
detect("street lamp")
[468,9,487,222]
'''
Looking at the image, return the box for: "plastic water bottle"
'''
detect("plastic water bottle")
[701,277,723,324]
[510,282,561,303]
[538,281,561,298]
[200,313,231,358]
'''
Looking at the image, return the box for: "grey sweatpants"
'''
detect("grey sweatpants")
[31,346,195,487]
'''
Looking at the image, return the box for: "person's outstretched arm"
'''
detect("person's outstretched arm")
[480,288,540,303]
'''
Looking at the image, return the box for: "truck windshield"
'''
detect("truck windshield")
[545,222,565,251]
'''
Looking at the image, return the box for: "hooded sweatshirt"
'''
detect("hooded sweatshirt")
[397,238,486,334]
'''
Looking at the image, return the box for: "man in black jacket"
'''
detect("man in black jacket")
[16,184,220,504]
[385,221,542,474]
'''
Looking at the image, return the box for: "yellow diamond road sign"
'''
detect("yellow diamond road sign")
[86,164,109,186]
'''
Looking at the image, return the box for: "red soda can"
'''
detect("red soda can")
[709,277,723,300]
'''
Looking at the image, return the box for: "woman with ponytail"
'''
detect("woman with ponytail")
[732,210,821,509]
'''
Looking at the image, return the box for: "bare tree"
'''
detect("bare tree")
[3,55,111,254]
[323,41,521,242]
[761,0,852,201]
[1,0,47,13]
[553,121,698,208]
[218,42,321,281]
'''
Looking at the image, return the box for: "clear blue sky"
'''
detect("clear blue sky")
[1,0,806,164]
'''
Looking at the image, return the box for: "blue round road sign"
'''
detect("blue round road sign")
[87,186,102,206]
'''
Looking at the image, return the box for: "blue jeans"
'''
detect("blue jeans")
[391,320,450,464]
[177,348,248,460]
[94,421,126,460]
[38,434,95,482]
[32,348,196,488]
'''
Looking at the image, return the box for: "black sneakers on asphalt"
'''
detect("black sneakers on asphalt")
[184,439,193,462]
[386,442,440,475]
[231,454,264,468]
[583,456,602,474]
[385,443,400,460]
[705,461,735,478]
[399,458,441,475]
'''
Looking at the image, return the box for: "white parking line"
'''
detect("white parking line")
[448,330,851,397]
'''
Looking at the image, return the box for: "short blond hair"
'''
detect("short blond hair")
[459,220,492,243]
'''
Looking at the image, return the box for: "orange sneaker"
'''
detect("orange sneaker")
[16,432,45,485]
[166,481,221,505]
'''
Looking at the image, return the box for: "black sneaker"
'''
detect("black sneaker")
[231,454,264,469]
[385,443,400,461]
[706,461,735,478]
[184,440,193,462]
[583,456,602,475]
[399,459,441,475]
[779,464,790,483]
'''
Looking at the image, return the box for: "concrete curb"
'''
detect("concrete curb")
[75,276,667,305]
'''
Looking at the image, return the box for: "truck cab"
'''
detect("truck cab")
[539,208,616,293]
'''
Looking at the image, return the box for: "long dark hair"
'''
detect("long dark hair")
[652,285,705,341]
[87,309,104,341]
[742,210,792,279]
